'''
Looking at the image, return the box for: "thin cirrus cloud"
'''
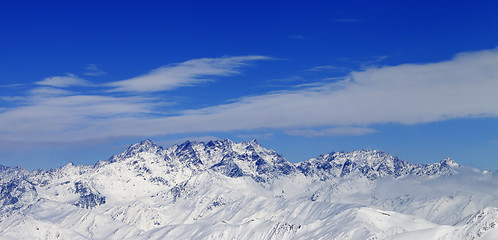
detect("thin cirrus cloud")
[35,73,92,88]
[107,55,272,92]
[84,64,107,76]
[1,49,498,142]
[286,127,378,137]
[307,65,350,72]
[29,87,74,97]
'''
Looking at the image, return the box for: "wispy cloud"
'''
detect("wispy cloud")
[30,87,74,96]
[0,88,159,141]
[1,49,498,142]
[36,74,91,88]
[337,55,388,69]
[84,64,107,76]
[0,96,25,102]
[237,132,274,140]
[107,56,271,92]
[132,47,497,134]
[286,127,377,137]
[359,56,388,68]
[0,83,25,88]
[261,75,306,88]
[307,65,350,72]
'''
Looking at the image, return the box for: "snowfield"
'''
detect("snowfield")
[1,139,497,239]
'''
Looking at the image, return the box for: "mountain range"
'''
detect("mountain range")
[0,139,497,239]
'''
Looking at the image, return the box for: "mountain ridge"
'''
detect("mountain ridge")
[0,139,496,239]
[0,139,465,176]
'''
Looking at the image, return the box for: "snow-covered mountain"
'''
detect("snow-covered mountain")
[0,139,497,239]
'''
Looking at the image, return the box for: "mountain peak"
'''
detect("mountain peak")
[139,139,156,147]
[440,157,459,168]
[120,139,162,158]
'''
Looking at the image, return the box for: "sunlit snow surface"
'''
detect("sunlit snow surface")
[1,139,497,239]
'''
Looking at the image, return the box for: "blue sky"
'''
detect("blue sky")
[1,0,498,171]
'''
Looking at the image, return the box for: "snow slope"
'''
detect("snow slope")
[0,139,497,239]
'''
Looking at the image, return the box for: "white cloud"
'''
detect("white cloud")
[1,96,26,102]
[0,91,159,141]
[1,48,497,142]
[36,74,91,88]
[0,83,25,88]
[110,47,497,136]
[307,65,350,72]
[237,132,274,140]
[107,55,271,92]
[286,127,378,137]
[30,87,74,96]
[84,64,107,76]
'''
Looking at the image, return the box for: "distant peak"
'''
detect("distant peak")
[124,139,161,155]
[134,139,159,149]
[440,157,459,168]
[204,139,233,147]
[140,139,156,146]
[220,139,234,144]
[180,140,192,145]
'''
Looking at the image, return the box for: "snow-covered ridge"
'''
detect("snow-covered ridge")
[103,139,297,183]
[0,139,496,239]
[298,150,460,180]
[104,139,461,181]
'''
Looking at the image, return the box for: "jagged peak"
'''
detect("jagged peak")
[176,139,232,148]
[138,139,159,148]
[177,140,193,149]
[0,165,26,172]
[249,139,260,145]
[312,149,398,164]
[298,149,465,180]
[440,157,459,168]
[207,139,234,146]
[137,139,157,147]
[119,139,163,158]
[349,149,390,156]
[173,139,268,154]
[175,138,284,161]
[0,165,9,171]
